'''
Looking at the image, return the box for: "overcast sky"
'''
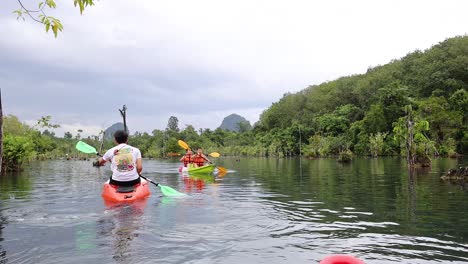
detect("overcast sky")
[1,0,467,137]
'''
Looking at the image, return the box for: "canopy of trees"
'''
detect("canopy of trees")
[255,35,467,158]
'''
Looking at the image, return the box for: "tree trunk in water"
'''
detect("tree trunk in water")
[405,106,415,166]
[119,105,127,132]
[407,120,414,166]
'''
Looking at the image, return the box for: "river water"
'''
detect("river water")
[0,157,467,264]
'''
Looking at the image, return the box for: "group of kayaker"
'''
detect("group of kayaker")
[179,148,211,168]
[96,130,212,187]
[93,132,367,264]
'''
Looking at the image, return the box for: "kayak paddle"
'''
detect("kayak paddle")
[178,140,219,157]
[206,152,226,173]
[75,140,186,197]
[76,141,100,155]
[178,140,189,150]
[139,175,185,196]
[216,165,227,174]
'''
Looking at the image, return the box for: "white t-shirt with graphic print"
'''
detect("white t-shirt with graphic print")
[102,143,142,182]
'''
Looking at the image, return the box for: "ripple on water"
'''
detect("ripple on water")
[1,159,467,264]
[355,233,468,263]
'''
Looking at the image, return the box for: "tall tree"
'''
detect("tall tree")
[64,131,73,139]
[393,106,433,166]
[166,116,180,133]
[119,105,128,132]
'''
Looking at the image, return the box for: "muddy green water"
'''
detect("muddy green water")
[0,157,467,263]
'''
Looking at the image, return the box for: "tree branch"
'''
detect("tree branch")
[16,0,44,23]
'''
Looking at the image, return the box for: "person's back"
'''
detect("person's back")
[98,130,142,186]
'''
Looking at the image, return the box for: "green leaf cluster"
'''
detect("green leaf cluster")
[2,115,81,172]
[73,0,94,15]
[12,0,95,37]
[2,135,35,171]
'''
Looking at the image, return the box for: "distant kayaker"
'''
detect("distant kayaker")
[97,130,143,187]
[193,148,211,167]
[180,149,193,167]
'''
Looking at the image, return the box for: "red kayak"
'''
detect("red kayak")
[101,178,151,203]
[320,255,365,264]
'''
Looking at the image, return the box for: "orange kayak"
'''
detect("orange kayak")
[101,178,151,203]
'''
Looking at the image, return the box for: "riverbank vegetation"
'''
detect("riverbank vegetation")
[254,36,467,160]
[2,36,467,171]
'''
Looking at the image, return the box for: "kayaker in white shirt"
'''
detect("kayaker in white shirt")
[98,130,143,187]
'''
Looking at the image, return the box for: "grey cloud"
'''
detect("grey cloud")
[0,44,273,131]
[3,0,468,134]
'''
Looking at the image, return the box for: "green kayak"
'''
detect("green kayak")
[188,164,215,174]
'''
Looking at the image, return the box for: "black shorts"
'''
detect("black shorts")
[109,176,141,187]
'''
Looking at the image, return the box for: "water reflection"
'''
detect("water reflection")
[97,201,147,263]
[0,169,33,263]
[408,167,417,223]
[182,175,207,193]
[0,209,6,264]
[180,172,225,193]
[0,171,33,201]
[0,158,467,264]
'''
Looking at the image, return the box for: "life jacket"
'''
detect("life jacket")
[182,154,192,167]
[193,154,205,167]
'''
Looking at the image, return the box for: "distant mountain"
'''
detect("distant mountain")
[219,114,252,132]
[104,122,129,140]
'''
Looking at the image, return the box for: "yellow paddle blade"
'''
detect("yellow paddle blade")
[209,152,220,158]
[217,166,227,174]
[178,140,189,150]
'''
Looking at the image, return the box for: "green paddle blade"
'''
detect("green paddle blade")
[76,141,98,154]
[159,185,186,196]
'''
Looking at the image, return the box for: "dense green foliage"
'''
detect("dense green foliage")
[1,115,94,171]
[2,36,467,171]
[255,36,468,158]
